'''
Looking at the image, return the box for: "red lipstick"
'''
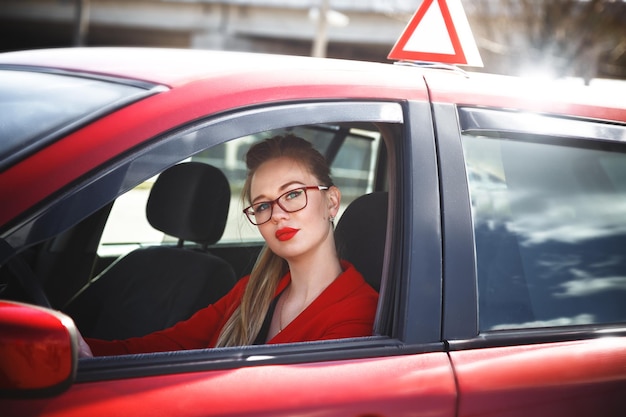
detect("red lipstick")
[276,227,299,241]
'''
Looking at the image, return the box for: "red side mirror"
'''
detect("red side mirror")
[0,301,78,397]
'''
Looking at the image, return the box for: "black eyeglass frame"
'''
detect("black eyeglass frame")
[243,185,330,225]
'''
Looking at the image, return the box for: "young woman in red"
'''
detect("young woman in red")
[80,135,378,356]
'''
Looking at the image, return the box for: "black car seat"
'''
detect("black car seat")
[334,192,388,292]
[64,162,237,340]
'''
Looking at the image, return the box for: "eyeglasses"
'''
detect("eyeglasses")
[243,185,329,225]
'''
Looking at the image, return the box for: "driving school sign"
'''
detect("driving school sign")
[388,0,483,67]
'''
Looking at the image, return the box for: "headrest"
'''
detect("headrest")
[335,192,388,291]
[146,162,230,246]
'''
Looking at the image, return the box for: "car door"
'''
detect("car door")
[2,99,458,416]
[435,104,626,416]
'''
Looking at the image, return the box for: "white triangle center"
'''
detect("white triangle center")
[403,0,455,55]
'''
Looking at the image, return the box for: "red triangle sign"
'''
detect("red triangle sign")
[388,0,483,67]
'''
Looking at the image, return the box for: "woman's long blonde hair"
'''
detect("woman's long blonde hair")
[215,134,334,347]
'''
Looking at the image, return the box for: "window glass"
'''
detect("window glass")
[0,70,145,167]
[463,133,626,331]
[99,124,381,253]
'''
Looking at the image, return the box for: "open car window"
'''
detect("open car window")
[0,100,406,377]
[98,125,383,256]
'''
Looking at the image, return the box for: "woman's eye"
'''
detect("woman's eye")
[255,202,271,213]
[286,189,304,200]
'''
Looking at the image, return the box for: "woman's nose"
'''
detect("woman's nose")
[270,202,289,222]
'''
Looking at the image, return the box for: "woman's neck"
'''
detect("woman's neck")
[286,248,342,306]
[267,243,342,340]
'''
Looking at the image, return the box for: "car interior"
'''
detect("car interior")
[0,122,394,348]
[63,162,237,340]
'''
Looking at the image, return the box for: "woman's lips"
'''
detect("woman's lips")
[276,227,299,241]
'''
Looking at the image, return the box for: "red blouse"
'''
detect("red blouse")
[88,261,378,356]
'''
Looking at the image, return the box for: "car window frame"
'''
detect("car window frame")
[394,100,444,346]
[2,98,451,382]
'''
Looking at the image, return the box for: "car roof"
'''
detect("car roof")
[2,47,624,122]
[0,47,425,91]
[424,69,626,123]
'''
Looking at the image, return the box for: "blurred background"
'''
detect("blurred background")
[0,0,625,83]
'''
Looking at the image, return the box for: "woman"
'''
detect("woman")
[80,134,378,357]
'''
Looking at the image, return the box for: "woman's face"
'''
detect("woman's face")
[249,156,340,262]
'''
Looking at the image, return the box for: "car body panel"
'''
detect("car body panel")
[0,47,425,89]
[4,353,456,417]
[424,70,626,122]
[451,338,626,417]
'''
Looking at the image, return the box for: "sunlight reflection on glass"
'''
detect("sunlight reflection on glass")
[462,129,626,331]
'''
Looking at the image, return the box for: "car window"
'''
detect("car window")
[98,125,382,254]
[0,69,151,170]
[462,132,626,331]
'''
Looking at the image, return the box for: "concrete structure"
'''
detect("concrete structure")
[0,0,423,62]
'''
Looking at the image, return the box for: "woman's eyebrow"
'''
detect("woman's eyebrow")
[278,180,305,192]
[252,180,306,203]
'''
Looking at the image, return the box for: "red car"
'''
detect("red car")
[1,46,625,416]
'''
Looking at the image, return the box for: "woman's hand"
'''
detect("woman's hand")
[77,331,93,358]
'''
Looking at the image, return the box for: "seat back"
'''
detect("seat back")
[146,162,230,248]
[335,192,388,292]
[65,162,237,340]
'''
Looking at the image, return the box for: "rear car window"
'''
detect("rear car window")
[0,69,147,169]
[462,132,626,331]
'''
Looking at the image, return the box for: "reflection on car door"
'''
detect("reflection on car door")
[451,338,626,416]
[6,351,457,416]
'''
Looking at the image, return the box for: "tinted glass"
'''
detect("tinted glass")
[463,133,626,331]
[0,70,145,166]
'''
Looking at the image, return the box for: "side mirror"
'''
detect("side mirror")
[0,301,78,397]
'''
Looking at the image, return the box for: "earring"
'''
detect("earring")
[329,216,335,222]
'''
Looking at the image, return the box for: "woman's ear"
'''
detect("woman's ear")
[327,185,341,218]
